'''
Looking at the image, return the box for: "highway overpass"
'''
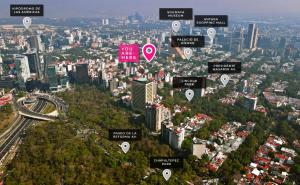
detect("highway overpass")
[16,93,67,121]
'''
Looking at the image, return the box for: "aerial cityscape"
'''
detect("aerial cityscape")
[0,1,300,185]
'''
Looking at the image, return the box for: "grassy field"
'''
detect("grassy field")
[42,102,56,114]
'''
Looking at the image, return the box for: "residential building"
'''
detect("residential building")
[131,78,155,111]
[161,122,185,150]
[145,103,171,132]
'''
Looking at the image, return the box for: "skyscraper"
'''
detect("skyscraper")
[24,50,41,79]
[230,28,245,53]
[102,19,109,25]
[161,32,166,43]
[194,78,207,97]
[278,37,287,49]
[0,55,3,76]
[181,21,193,35]
[75,63,89,84]
[131,78,155,111]
[14,54,31,87]
[29,35,43,52]
[243,95,258,110]
[145,103,171,132]
[253,27,259,49]
[47,64,58,91]
[245,24,259,49]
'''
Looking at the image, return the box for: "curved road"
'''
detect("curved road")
[17,99,56,121]
[17,94,68,121]
[0,99,46,161]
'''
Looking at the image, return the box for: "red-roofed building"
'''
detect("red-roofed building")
[8,63,15,69]
[246,173,254,181]
[0,94,12,107]
[236,131,249,139]
[275,153,288,163]
[207,163,218,172]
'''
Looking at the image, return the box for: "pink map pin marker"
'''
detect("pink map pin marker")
[142,44,156,62]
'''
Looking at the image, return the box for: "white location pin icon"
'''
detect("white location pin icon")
[220,74,230,87]
[120,142,130,153]
[23,17,32,29]
[163,169,171,181]
[172,21,181,33]
[185,89,194,102]
[184,48,193,60]
[207,28,216,40]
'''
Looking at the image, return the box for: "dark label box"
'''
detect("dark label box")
[159,8,193,20]
[10,4,44,16]
[208,62,241,74]
[150,157,183,168]
[173,77,206,89]
[171,36,204,48]
[195,15,228,27]
[109,129,141,141]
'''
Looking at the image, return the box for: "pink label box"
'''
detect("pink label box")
[118,43,140,63]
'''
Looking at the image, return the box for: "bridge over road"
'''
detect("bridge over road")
[16,93,67,122]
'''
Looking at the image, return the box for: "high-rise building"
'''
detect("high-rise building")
[194,78,206,97]
[29,35,43,52]
[278,37,287,49]
[39,54,45,78]
[46,65,58,91]
[245,24,255,49]
[102,19,109,25]
[131,78,155,111]
[242,80,248,94]
[40,34,52,49]
[0,78,14,89]
[0,55,3,76]
[14,55,31,88]
[243,95,258,110]
[181,21,193,35]
[161,32,166,43]
[245,24,259,49]
[60,76,69,89]
[230,28,245,53]
[217,34,231,51]
[145,103,171,132]
[169,127,185,149]
[24,50,41,79]
[101,70,107,80]
[109,78,119,92]
[0,38,6,49]
[75,63,89,84]
[253,27,259,49]
[161,122,185,150]
[161,122,173,143]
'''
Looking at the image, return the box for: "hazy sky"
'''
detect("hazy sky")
[1,0,300,18]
